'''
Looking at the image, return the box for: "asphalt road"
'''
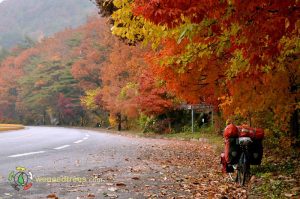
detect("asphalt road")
[0,126,249,199]
[0,126,150,198]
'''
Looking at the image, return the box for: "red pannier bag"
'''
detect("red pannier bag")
[237,125,264,165]
[223,124,240,164]
[220,153,234,173]
[224,124,239,139]
[224,138,240,164]
[237,125,265,140]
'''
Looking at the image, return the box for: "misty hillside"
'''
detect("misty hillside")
[0,0,97,48]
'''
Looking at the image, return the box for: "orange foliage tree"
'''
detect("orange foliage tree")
[100,40,143,129]
[0,48,38,121]
[107,0,300,136]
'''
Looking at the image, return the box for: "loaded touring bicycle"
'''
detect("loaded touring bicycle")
[221,123,264,185]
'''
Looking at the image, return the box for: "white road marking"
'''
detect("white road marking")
[8,151,46,158]
[74,140,83,144]
[54,145,70,150]
[7,133,90,158]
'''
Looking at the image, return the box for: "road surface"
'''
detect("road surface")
[0,126,247,199]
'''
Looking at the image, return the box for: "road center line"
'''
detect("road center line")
[74,140,83,144]
[8,151,46,158]
[54,145,70,150]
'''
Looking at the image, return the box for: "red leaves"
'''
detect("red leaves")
[133,0,210,27]
[57,93,74,118]
[138,69,174,116]
[130,0,300,130]
[134,0,299,67]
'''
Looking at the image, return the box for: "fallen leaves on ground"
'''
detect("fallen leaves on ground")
[135,140,248,198]
[85,140,248,198]
[46,193,59,199]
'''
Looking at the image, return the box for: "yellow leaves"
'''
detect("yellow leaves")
[218,96,232,108]
[296,102,300,110]
[261,65,271,73]
[229,23,241,36]
[218,95,233,117]
[226,49,249,79]
[81,89,100,110]
[285,18,290,30]
[277,29,300,72]
[119,82,138,100]
[109,114,117,127]
[177,21,197,44]
[112,0,188,49]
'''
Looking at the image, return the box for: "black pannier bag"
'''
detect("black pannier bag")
[249,139,263,165]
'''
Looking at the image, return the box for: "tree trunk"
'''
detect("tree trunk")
[290,109,299,138]
[117,113,122,131]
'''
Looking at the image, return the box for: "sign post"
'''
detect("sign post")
[188,105,194,133]
[191,106,194,133]
[181,103,214,134]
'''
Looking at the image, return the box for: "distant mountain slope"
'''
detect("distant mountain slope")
[0,0,97,48]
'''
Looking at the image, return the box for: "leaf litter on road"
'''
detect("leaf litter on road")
[42,138,248,198]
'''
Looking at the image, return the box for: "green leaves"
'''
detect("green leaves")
[226,50,249,79]
[65,33,83,48]
[177,22,197,44]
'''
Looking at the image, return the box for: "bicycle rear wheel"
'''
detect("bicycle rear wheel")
[236,152,250,185]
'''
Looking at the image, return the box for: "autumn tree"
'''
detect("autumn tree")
[0,47,38,122]
[100,0,300,139]
[100,40,143,130]
[0,17,113,125]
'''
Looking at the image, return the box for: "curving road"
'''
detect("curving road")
[0,126,247,199]
[0,126,151,198]
[0,127,250,199]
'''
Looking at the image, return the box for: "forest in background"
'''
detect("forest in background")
[0,16,179,132]
[0,0,299,149]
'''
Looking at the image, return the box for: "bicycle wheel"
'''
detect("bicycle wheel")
[236,152,250,185]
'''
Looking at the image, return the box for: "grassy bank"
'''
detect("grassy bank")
[162,128,224,153]
[96,125,225,153]
[249,147,300,198]
[0,124,24,131]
